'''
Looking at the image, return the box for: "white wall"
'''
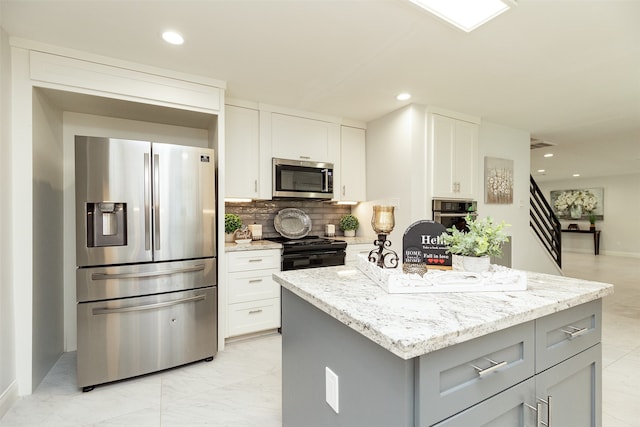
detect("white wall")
[31,89,65,390]
[356,104,426,245]
[477,121,559,274]
[62,111,210,351]
[0,25,18,417]
[538,174,640,258]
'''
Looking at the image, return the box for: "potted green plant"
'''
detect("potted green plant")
[588,213,597,230]
[339,214,359,237]
[439,214,510,273]
[224,213,242,242]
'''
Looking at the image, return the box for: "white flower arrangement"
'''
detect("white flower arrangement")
[554,190,598,213]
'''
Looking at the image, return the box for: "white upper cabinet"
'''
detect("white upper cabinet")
[339,126,366,202]
[225,105,260,199]
[430,113,478,199]
[270,113,337,162]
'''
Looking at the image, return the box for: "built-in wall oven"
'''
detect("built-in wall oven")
[432,199,477,231]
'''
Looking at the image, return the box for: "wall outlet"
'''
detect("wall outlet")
[325,367,339,413]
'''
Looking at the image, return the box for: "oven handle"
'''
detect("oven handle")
[92,294,206,315]
[434,212,478,217]
[91,264,205,281]
[283,251,343,259]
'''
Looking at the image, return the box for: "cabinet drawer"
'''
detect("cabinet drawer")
[227,249,281,272]
[227,298,280,337]
[416,321,535,427]
[535,299,601,372]
[433,378,536,427]
[228,269,280,304]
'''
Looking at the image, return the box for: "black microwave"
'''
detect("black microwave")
[272,158,333,200]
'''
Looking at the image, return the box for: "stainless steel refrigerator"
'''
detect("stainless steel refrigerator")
[75,136,217,391]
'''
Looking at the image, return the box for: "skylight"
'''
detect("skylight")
[409,0,515,32]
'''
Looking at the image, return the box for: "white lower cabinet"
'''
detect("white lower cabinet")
[226,249,281,337]
[345,243,372,265]
[423,300,602,427]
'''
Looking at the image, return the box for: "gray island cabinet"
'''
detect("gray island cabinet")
[273,266,613,427]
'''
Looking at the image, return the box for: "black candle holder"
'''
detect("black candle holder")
[368,233,399,269]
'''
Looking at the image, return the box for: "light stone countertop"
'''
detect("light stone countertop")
[224,240,282,252]
[273,265,614,360]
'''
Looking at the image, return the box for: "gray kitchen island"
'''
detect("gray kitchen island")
[273,265,613,427]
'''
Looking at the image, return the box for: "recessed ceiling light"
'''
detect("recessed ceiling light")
[408,0,515,32]
[573,173,581,177]
[537,169,545,173]
[396,93,412,101]
[543,153,554,158]
[162,31,184,45]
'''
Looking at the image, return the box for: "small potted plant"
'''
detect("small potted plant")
[439,214,510,273]
[224,213,242,242]
[588,213,597,231]
[339,214,359,237]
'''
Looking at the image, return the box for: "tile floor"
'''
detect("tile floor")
[1,252,638,426]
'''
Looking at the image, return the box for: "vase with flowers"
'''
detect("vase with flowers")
[439,214,510,273]
[554,190,598,219]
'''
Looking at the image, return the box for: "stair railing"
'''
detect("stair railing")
[530,175,562,268]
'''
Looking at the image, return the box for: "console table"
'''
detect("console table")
[562,229,601,255]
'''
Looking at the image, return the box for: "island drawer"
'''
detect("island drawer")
[535,299,601,372]
[228,269,280,304]
[227,298,280,337]
[415,321,535,427]
[227,249,281,272]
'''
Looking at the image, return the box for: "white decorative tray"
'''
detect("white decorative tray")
[356,254,527,294]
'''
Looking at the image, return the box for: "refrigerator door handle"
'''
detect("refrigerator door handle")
[90,263,206,281]
[153,153,161,251]
[91,294,207,315]
[144,153,151,251]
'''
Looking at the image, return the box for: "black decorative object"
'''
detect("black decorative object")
[402,220,450,270]
[368,205,399,269]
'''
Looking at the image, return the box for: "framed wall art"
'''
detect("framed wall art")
[484,156,514,204]
[549,187,604,220]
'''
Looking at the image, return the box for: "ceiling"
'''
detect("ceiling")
[1,0,639,182]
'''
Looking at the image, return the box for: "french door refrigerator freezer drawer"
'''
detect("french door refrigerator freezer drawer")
[77,287,217,390]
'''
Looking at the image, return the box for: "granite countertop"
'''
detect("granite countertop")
[273,265,614,360]
[225,240,282,252]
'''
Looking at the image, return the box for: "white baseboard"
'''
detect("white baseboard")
[0,381,18,419]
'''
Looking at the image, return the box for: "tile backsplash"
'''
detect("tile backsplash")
[225,200,352,238]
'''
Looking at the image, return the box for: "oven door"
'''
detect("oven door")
[282,251,345,271]
[434,212,478,231]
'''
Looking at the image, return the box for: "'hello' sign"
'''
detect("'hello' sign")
[402,220,451,268]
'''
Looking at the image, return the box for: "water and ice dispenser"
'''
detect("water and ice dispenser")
[86,202,127,247]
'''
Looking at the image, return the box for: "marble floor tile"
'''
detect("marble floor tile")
[0,253,637,426]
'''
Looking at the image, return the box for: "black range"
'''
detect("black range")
[266,236,347,271]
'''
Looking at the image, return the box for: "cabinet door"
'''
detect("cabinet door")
[453,119,477,198]
[225,105,260,199]
[430,114,478,199]
[433,379,536,427]
[271,113,333,162]
[431,114,456,198]
[535,344,601,427]
[340,126,366,202]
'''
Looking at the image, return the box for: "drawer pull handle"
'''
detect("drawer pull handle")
[525,402,545,427]
[248,259,263,263]
[248,279,263,283]
[249,309,263,314]
[561,326,588,339]
[471,358,507,377]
